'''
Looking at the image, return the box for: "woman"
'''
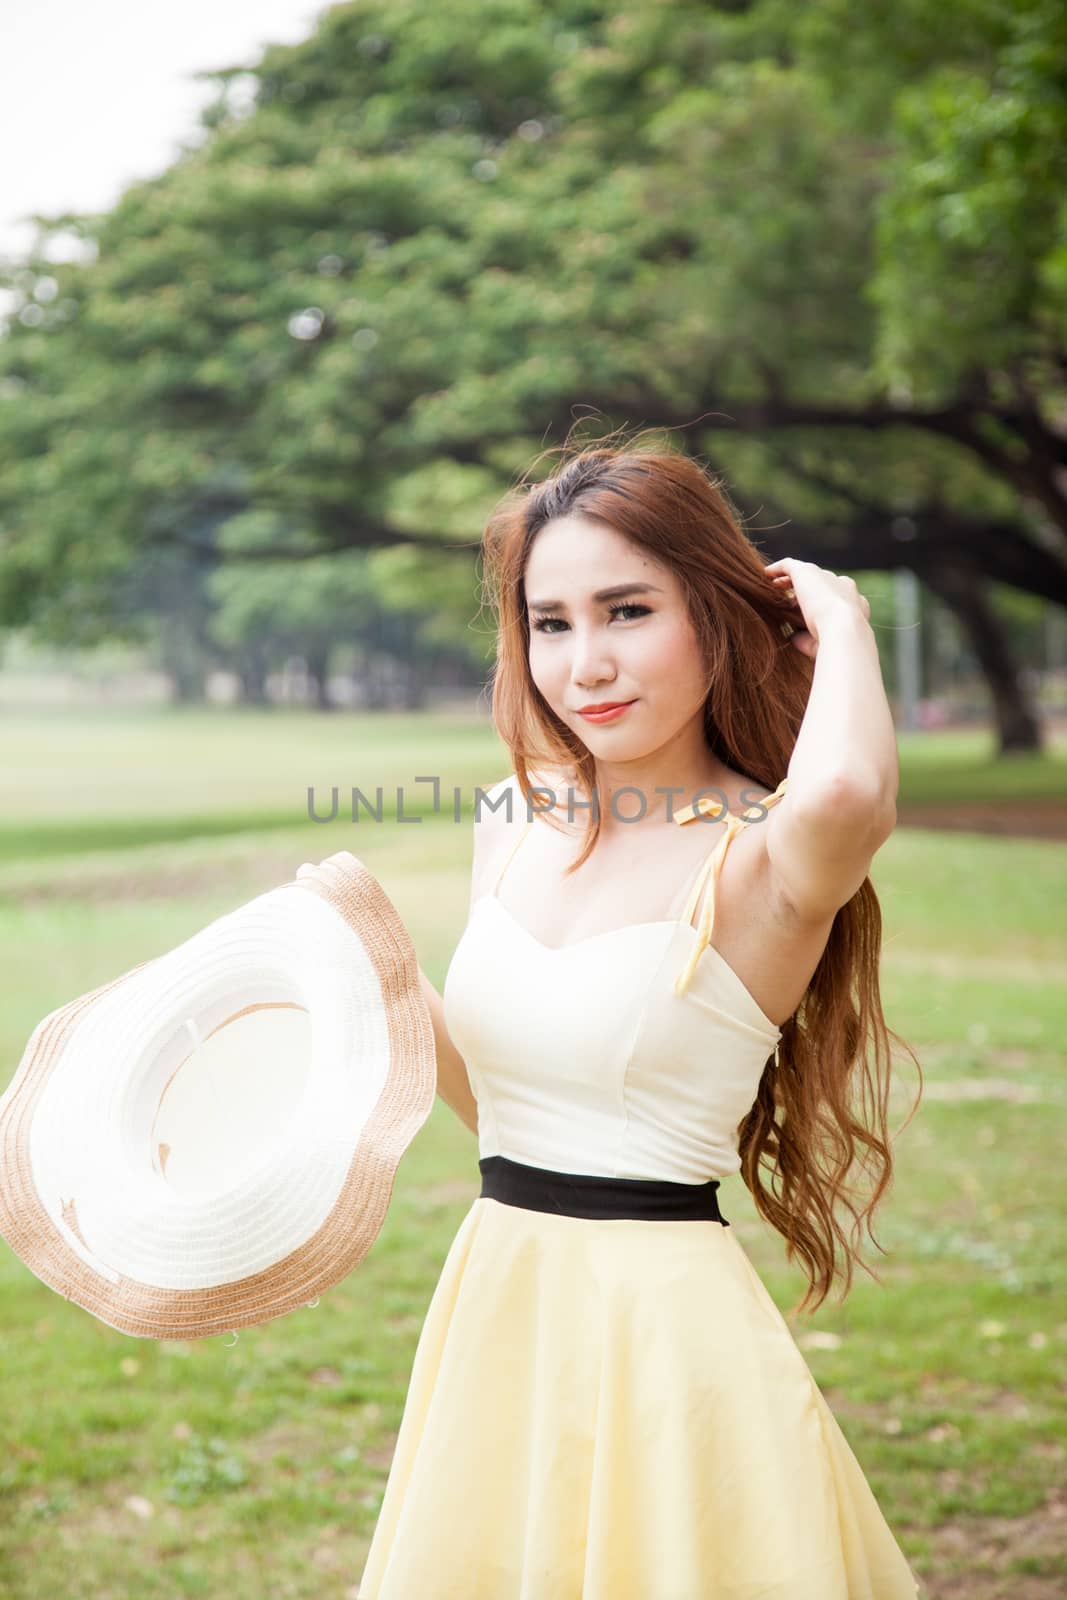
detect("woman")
[358,435,924,1598]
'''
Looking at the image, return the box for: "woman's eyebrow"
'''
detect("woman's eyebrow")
[527,583,663,612]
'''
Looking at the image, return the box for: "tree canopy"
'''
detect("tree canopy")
[1,0,1063,737]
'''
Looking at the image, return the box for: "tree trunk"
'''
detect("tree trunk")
[167,664,205,704]
[305,643,336,711]
[236,642,271,706]
[921,562,1044,754]
[156,614,206,704]
[401,659,428,709]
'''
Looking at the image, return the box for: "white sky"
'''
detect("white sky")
[0,0,326,303]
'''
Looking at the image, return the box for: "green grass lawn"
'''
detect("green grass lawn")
[0,711,1065,1598]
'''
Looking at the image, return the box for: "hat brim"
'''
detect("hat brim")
[0,852,437,1341]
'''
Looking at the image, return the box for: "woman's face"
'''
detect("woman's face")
[524,514,711,770]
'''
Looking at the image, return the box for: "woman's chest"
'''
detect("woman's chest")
[489,818,714,948]
[444,895,783,1045]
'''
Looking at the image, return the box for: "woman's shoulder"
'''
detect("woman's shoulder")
[479,765,576,818]
[476,771,527,827]
[687,765,784,822]
[469,770,546,904]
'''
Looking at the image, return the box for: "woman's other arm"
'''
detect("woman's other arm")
[418,774,515,1137]
[419,966,478,1135]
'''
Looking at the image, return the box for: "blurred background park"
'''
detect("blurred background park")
[1,2,1065,1597]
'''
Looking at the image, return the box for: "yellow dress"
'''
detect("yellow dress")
[358,780,922,1598]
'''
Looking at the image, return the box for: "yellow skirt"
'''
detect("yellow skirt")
[358,1194,922,1599]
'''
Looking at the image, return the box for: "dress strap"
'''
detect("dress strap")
[492,815,536,895]
[671,777,790,997]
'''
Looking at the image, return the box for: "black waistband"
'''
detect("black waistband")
[478,1155,729,1224]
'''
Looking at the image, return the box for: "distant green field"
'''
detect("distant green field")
[1,710,1064,1598]
[894,726,1067,803]
[0,707,1064,861]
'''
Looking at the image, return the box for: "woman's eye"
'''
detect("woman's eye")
[609,603,651,621]
[531,603,651,634]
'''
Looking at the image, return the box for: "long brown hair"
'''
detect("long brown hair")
[479,423,922,1317]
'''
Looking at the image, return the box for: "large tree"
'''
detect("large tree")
[1,0,1063,747]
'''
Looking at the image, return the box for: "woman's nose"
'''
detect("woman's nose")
[569,630,616,688]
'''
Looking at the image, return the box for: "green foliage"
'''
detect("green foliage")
[0,0,1062,651]
[869,2,1067,398]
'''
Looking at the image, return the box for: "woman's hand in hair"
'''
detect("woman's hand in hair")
[763,558,871,660]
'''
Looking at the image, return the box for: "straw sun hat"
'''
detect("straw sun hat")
[0,852,436,1342]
